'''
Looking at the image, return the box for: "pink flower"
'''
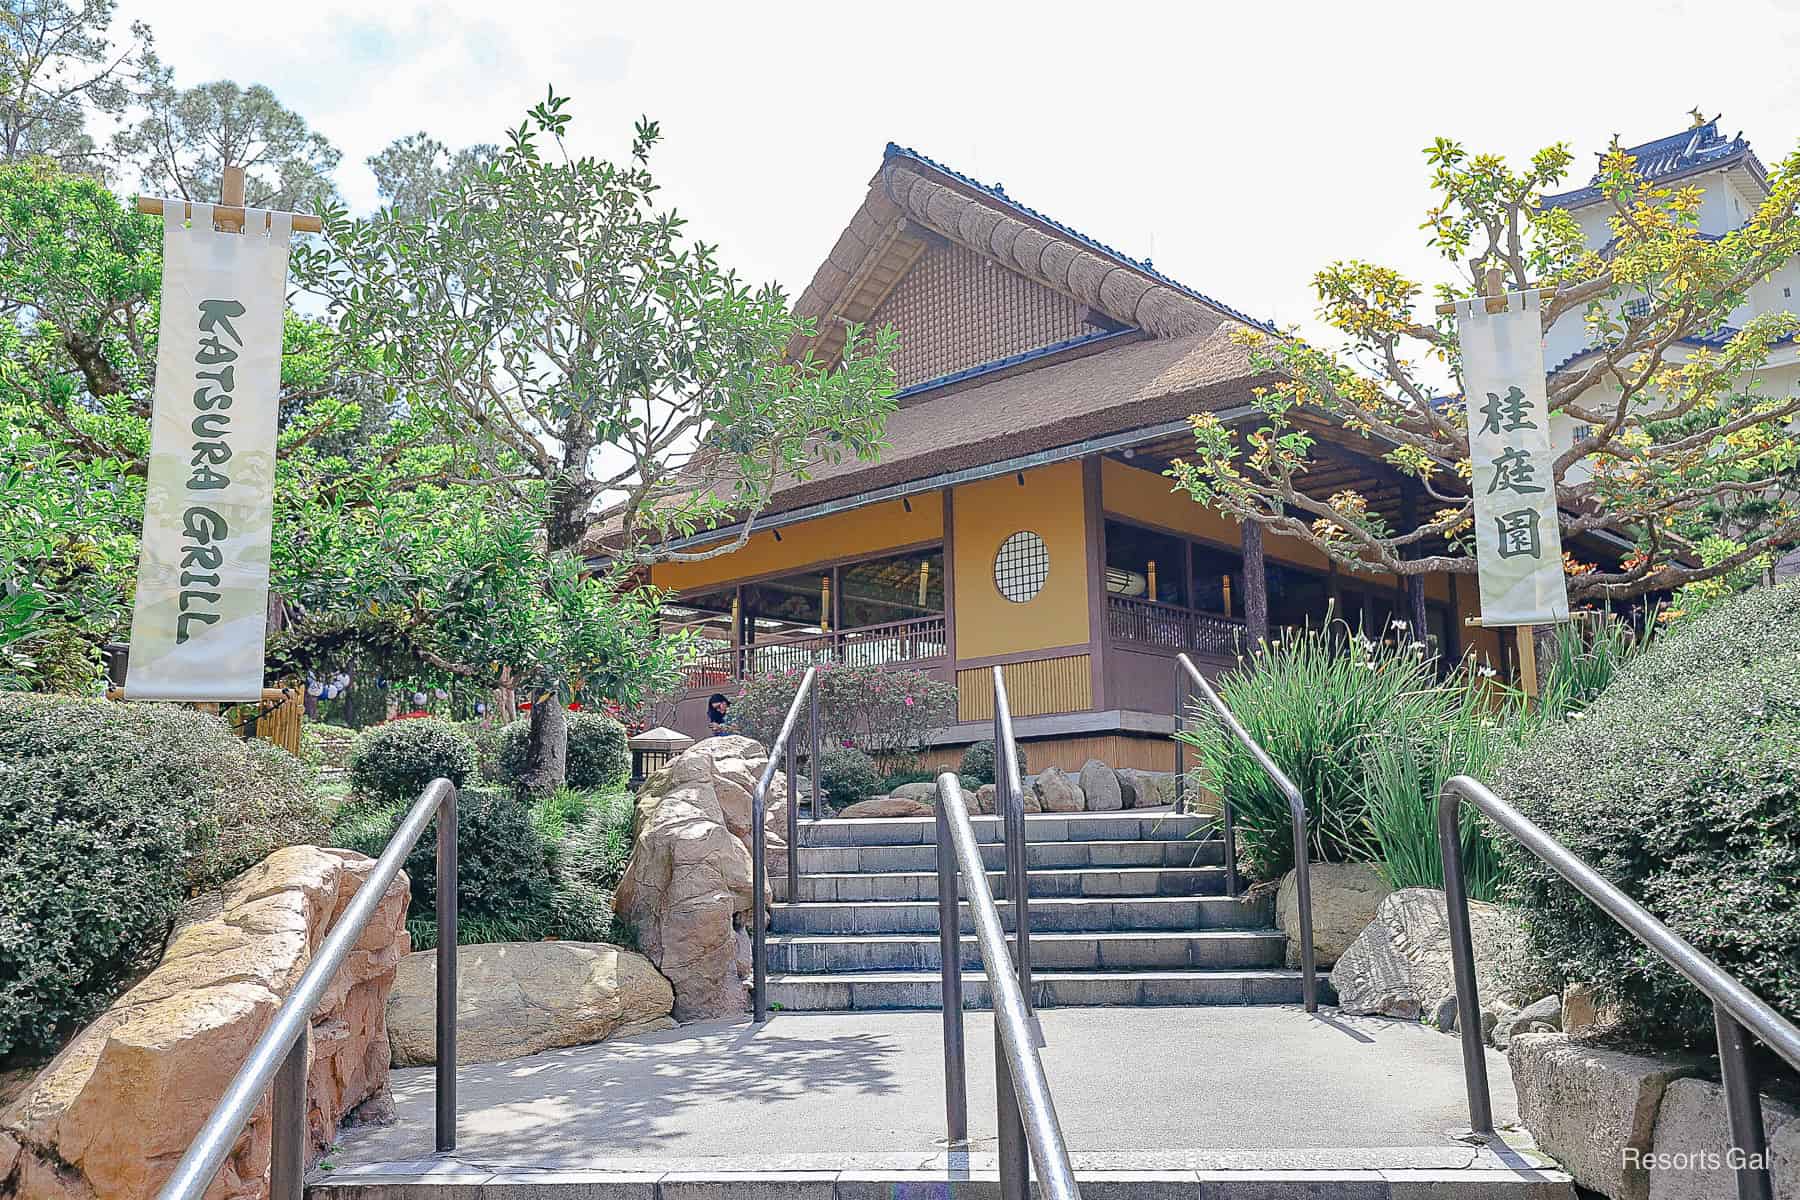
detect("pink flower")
[904,696,914,706]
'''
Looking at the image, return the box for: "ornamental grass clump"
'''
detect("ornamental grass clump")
[1494,583,1800,1051]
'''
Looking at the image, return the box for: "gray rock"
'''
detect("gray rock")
[889,781,940,804]
[1276,862,1392,969]
[1329,886,1530,1021]
[1562,981,1611,1036]
[1648,1077,1800,1200]
[1492,995,1561,1050]
[1509,1033,1700,1200]
[1431,993,1459,1033]
[974,783,997,815]
[1114,767,1142,809]
[1077,759,1123,811]
[838,796,934,819]
[1033,766,1084,813]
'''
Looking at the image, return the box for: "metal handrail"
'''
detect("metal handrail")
[158,778,459,1200]
[1439,776,1800,1200]
[750,664,822,1022]
[1173,653,1318,1013]
[936,771,1080,1200]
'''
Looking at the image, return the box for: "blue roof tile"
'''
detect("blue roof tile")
[884,143,1276,333]
[1541,121,1765,210]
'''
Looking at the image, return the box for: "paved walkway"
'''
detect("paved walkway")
[325,1006,1529,1173]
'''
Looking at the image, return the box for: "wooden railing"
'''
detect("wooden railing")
[681,614,948,691]
[1106,595,1244,658]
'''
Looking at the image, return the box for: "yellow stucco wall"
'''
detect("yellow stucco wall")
[648,493,944,594]
[1100,457,1335,572]
[950,460,1092,661]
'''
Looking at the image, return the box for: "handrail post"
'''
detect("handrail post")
[809,676,822,819]
[1223,796,1239,898]
[993,668,1031,1005]
[749,665,817,1025]
[435,783,458,1151]
[936,794,967,1144]
[996,1034,1029,1200]
[269,1028,307,1199]
[784,715,800,904]
[1714,1003,1773,1200]
[1436,783,1494,1136]
[1172,668,1186,815]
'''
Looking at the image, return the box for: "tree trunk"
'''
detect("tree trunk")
[520,690,569,797]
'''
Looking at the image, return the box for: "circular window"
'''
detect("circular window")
[994,531,1050,603]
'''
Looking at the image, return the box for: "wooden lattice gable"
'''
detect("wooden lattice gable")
[790,145,1268,391]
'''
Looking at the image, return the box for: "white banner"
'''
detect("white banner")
[1456,289,1569,627]
[125,204,293,700]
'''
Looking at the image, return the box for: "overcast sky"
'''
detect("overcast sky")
[120,0,1800,335]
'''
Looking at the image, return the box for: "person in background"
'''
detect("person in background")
[707,693,732,735]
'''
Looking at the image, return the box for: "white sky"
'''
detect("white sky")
[117,0,1800,339]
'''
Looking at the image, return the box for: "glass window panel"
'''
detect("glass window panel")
[840,548,944,629]
[1104,521,1188,606]
[1189,542,1244,618]
[741,573,828,640]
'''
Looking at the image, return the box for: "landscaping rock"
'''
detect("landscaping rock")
[615,735,790,1021]
[1077,759,1123,811]
[1115,767,1142,808]
[1329,886,1528,1021]
[1508,1032,1700,1200]
[1492,995,1563,1050]
[1648,1077,1800,1200]
[1562,982,1612,1036]
[1276,862,1391,969]
[1033,766,1084,813]
[889,782,940,804]
[838,796,934,819]
[0,846,408,1200]
[386,942,673,1066]
[974,784,997,814]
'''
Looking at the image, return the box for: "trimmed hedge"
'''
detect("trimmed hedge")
[0,694,327,1060]
[348,717,474,806]
[817,746,881,808]
[958,739,1028,787]
[1494,584,1800,1049]
[495,712,630,791]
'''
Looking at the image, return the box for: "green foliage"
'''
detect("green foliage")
[1536,612,1650,723]
[1494,584,1800,1048]
[878,767,937,792]
[300,721,357,771]
[531,785,594,843]
[732,662,957,760]
[545,790,637,946]
[564,711,630,790]
[816,746,881,808]
[0,694,327,1060]
[347,718,474,806]
[958,739,1028,787]
[0,0,154,169]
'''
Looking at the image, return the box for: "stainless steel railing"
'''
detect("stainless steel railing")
[1439,776,1800,1200]
[157,778,460,1200]
[935,768,1080,1200]
[1172,653,1318,1013]
[750,664,823,1022]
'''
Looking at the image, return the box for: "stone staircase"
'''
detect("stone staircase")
[766,808,1310,1010]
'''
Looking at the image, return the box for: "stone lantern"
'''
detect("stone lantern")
[629,726,695,789]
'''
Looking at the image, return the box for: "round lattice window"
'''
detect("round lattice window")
[994,531,1050,603]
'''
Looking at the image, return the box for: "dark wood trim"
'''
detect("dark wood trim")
[1101,509,1245,560]
[953,643,1094,671]
[1446,572,1463,660]
[671,537,944,597]
[942,488,958,669]
[1082,456,1109,711]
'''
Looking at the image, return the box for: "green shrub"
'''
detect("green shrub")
[332,784,550,933]
[958,739,1028,787]
[301,721,358,772]
[1177,625,1455,879]
[1494,584,1800,1049]
[546,791,637,946]
[532,785,595,842]
[463,719,507,783]
[565,712,630,790]
[817,746,881,808]
[348,717,474,806]
[732,663,958,759]
[0,695,327,1060]
[495,718,532,783]
[878,767,937,792]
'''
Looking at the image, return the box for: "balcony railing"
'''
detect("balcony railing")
[678,614,948,691]
[1107,594,1244,658]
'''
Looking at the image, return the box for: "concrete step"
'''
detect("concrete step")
[766,929,1288,973]
[797,810,1214,847]
[796,836,1223,874]
[773,865,1227,903]
[766,967,1308,1010]
[769,893,1274,935]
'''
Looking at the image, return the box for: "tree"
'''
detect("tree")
[293,90,899,786]
[366,131,495,219]
[1170,133,1800,607]
[114,78,340,210]
[0,0,156,171]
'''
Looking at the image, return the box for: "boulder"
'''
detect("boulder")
[974,784,997,815]
[387,942,673,1066]
[614,736,793,1021]
[1648,1077,1800,1200]
[1276,862,1391,969]
[1329,887,1528,1021]
[1076,760,1123,812]
[1562,982,1614,1036]
[889,781,941,804]
[0,847,408,1200]
[838,796,934,819]
[1116,768,1181,810]
[1508,1033,1701,1200]
[1492,995,1562,1050]
[1033,766,1084,813]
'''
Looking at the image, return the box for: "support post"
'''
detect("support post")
[936,797,967,1144]
[1222,794,1239,899]
[1241,520,1269,652]
[996,1024,1029,1200]
[269,1028,307,1200]
[1714,1003,1774,1200]
[752,793,768,1022]
[435,785,458,1151]
[1172,669,1186,814]
[1437,788,1495,1135]
[809,678,822,819]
